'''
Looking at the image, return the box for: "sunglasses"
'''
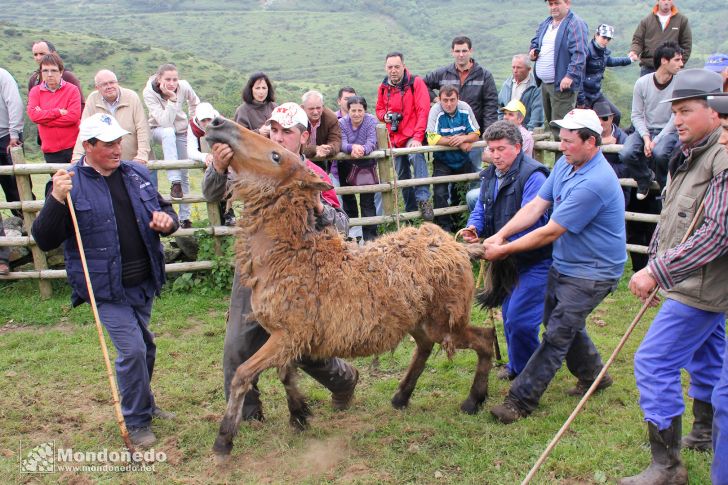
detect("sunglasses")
[599,116,611,121]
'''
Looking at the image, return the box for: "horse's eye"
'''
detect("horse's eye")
[271,152,281,164]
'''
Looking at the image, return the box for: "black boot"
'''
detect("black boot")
[619,417,688,485]
[682,398,713,451]
[299,357,359,410]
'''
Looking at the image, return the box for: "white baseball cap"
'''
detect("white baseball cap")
[195,102,219,122]
[550,109,603,136]
[266,102,309,130]
[79,113,129,142]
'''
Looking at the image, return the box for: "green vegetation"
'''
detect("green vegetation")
[0,274,714,484]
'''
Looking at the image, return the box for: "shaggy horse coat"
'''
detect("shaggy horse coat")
[205,118,495,461]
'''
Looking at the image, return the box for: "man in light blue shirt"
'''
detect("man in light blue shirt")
[484,109,626,423]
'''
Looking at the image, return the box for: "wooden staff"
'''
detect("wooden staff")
[66,194,135,453]
[522,200,707,485]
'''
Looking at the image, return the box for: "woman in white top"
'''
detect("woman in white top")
[143,63,199,227]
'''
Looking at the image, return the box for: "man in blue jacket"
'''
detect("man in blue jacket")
[31,113,178,448]
[529,0,589,140]
[497,54,544,132]
[462,120,551,381]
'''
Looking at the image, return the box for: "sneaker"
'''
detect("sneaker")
[497,367,516,381]
[170,182,183,200]
[490,397,528,424]
[152,407,176,420]
[180,219,192,229]
[0,262,9,276]
[418,200,434,222]
[566,373,613,397]
[332,367,359,411]
[128,425,156,448]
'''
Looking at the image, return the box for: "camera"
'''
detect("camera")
[387,112,403,132]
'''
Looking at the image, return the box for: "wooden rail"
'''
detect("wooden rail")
[0,127,659,294]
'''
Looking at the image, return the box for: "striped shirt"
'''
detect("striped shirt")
[648,169,728,288]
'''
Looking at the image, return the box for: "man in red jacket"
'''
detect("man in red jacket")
[376,52,434,220]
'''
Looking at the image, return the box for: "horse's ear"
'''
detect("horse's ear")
[297,167,334,192]
[297,178,333,192]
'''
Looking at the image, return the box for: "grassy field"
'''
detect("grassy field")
[0,273,715,484]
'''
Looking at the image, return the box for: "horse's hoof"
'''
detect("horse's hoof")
[213,452,230,466]
[212,436,233,458]
[460,398,483,415]
[391,393,409,410]
[289,414,310,432]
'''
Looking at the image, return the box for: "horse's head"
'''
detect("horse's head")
[205,117,332,199]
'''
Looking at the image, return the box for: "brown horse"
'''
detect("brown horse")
[205,118,494,462]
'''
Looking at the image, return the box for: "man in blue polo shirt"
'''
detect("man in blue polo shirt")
[483,108,626,423]
[426,84,480,232]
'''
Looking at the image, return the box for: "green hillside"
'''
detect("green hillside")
[1,1,726,127]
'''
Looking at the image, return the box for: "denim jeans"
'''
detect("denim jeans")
[635,299,725,430]
[432,159,473,232]
[508,266,618,412]
[97,281,157,427]
[466,188,479,212]
[152,127,191,221]
[394,153,430,212]
[620,129,679,191]
[0,213,9,263]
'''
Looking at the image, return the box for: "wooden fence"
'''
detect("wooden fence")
[0,125,658,297]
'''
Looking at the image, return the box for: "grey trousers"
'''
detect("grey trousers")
[541,83,577,141]
[508,266,618,413]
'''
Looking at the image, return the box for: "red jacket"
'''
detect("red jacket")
[375,69,430,148]
[27,81,81,153]
[305,159,340,208]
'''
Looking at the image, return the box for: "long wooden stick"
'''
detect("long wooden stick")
[522,200,707,485]
[66,194,135,453]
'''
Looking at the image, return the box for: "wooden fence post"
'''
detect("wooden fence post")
[10,146,53,299]
[375,124,394,216]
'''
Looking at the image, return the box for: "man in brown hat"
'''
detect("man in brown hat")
[621,69,728,485]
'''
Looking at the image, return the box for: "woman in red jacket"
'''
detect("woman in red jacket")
[27,52,81,163]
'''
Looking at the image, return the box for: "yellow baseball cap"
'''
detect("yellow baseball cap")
[499,100,527,118]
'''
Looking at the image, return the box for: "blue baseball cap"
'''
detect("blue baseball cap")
[704,53,728,72]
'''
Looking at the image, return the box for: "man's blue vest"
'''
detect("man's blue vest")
[479,152,552,269]
[65,159,167,306]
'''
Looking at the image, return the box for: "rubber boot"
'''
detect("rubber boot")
[619,416,688,485]
[299,357,359,410]
[682,399,713,451]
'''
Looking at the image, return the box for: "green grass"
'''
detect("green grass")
[0,274,714,484]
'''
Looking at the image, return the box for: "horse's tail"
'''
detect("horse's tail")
[463,242,486,261]
[476,258,519,309]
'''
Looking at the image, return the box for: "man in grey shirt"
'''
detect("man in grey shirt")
[620,41,683,199]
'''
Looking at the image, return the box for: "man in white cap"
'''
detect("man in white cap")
[202,103,358,423]
[31,113,178,448]
[621,69,728,485]
[484,108,626,424]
